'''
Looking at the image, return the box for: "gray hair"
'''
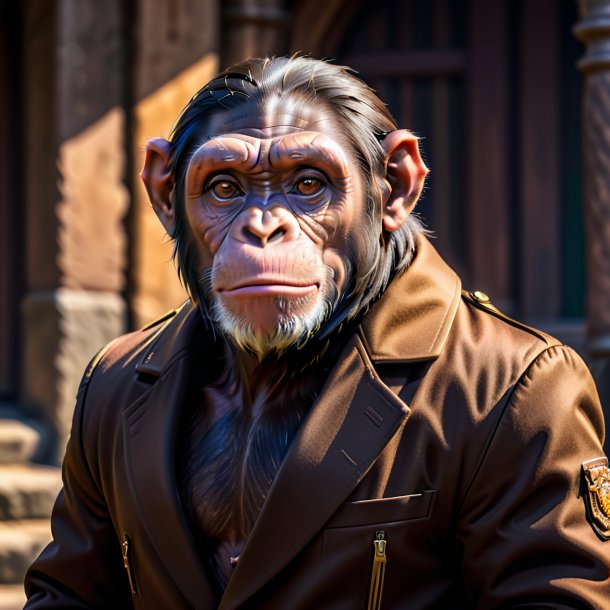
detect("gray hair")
[169,55,424,338]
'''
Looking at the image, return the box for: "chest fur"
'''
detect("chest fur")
[177,384,309,545]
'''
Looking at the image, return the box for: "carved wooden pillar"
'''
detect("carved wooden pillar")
[220,0,290,67]
[574,0,610,414]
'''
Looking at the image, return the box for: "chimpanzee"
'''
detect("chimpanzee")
[25,56,610,609]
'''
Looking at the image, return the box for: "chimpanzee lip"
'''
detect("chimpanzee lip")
[218,278,320,297]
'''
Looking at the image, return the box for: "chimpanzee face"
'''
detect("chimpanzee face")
[180,103,366,355]
[142,74,427,358]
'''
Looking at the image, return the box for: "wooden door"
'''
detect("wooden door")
[291,0,584,330]
[0,0,24,399]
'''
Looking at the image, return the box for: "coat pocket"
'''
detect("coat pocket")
[324,489,436,529]
[320,491,438,609]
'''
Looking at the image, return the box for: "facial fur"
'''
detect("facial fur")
[183,125,366,358]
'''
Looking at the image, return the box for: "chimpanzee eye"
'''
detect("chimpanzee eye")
[293,176,325,197]
[207,178,243,200]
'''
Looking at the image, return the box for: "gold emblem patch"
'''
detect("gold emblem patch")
[582,457,610,540]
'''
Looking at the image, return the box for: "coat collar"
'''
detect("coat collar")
[360,235,462,362]
[135,236,462,377]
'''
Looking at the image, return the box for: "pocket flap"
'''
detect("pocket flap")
[325,489,437,528]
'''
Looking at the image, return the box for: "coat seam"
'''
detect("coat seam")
[76,343,119,500]
[429,271,461,353]
[457,343,567,512]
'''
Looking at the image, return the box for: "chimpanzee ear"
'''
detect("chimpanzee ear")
[381,130,429,233]
[140,138,176,234]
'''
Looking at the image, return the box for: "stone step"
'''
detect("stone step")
[0,520,51,585]
[0,421,40,465]
[0,584,25,610]
[0,464,61,521]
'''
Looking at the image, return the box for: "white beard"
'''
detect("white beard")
[210,292,333,359]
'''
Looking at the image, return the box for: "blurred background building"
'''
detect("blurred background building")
[1,0,610,606]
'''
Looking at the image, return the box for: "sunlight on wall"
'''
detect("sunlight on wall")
[132,53,218,327]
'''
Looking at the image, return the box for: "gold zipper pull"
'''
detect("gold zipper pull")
[368,530,387,610]
[122,534,137,596]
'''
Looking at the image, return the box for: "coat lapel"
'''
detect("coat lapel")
[218,334,411,610]
[123,308,218,609]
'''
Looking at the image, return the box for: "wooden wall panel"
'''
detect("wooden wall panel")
[0,1,22,397]
[289,0,572,325]
[431,0,452,261]
[520,0,561,319]
[467,0,511,307]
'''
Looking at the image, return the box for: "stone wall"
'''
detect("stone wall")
[21,0,129,459]
[18,0,220,459]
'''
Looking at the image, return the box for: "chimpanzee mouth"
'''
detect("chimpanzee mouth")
[219,280,320,298]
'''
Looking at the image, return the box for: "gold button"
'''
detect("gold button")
[472,290,490,304]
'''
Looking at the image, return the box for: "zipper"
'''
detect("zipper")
[122,533,138,596]
[367,530,387,610]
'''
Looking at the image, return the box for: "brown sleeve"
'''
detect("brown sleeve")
[458,344,610,608]
[24,361,132,609]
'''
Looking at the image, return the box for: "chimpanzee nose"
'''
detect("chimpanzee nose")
[242,225,286,245]
[237,206,299,246]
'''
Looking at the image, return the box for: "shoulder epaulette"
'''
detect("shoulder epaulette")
[462,290,553,345]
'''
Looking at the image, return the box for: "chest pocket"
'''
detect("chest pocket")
[324,490,436,530]
[320,490,437,609]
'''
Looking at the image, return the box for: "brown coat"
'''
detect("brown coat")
[25,238,610,609]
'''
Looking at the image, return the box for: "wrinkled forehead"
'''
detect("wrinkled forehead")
[185,130,355,189]
[204,95,336,139]
[185,98,357,180]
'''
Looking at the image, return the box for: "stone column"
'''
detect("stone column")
[21,0,128,461]
[220,0,290,67]
[574,0,610,415]
[130,0,218,328]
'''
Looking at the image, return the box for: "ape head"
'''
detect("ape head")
[141,56,428,360]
